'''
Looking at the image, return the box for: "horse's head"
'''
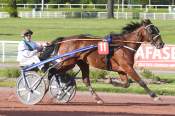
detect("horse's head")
[39,43,55,61]
[39,37,64,61]
[140,19,164,49]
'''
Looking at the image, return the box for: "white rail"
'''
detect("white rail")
[1,3,175,11]
[18,11,133,19]
[0,3,143,10]
[140,13,175,20]
[0,41,19,63]
[2,11,175,20]
[0,12,9,18]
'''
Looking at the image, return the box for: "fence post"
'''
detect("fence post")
[116,12,118,19]
[155,6,157,11]
[146,6,148,12]
[81,4,83,9]
[105,4,107,9]
[81,12,83,19]
[2,41,5,63]
[69,4,71,9]
[144,13,146,19]
[40,12,42,18]
[163,13,166,20]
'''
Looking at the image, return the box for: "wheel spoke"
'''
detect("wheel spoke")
[31,78,42,89]
[27,92,31,102]
[33,90,41,95]
[17,88,26,92]
[66,92,71,96]
[50,85,58,89]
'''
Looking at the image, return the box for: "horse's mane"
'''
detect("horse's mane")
[51,37,64,44]
[121,21,142,34]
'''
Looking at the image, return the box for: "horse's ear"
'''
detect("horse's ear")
[144,19,151,23]
[142,19,151,25]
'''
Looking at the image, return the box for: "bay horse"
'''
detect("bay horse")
[40,19,164,103]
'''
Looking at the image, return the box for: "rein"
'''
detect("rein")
[110,44,137,52]
[54,38,144,44]
[51,38,144,53]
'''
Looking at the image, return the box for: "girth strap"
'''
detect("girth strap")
[105,34,113,71]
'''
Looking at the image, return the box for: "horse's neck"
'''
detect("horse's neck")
[124,33,142,52]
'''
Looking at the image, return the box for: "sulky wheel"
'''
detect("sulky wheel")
[16,72,46,105]
[49,74,76,103]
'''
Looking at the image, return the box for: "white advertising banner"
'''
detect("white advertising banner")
[135,44,175,67]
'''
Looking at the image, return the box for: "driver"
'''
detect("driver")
[17,29,44,71]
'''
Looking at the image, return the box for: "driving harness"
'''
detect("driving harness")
[104,34,114,71]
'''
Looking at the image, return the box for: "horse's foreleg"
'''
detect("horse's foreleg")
[111,71,130,88]
[122,65,159,100]
[77,60,104,104]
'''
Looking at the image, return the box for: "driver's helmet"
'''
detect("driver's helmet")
[21,29,33,37]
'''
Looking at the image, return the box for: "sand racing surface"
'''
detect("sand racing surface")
[0,87,175,116]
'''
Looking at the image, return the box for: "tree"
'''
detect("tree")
[4,0,18,17]
[107,0,114,18]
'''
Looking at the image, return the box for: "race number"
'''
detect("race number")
[98,42,109,55]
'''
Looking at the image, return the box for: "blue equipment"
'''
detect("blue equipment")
[16,45,97,105]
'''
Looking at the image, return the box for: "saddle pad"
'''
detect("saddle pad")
[98,41,109,55]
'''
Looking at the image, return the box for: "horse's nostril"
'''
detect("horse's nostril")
[159,42,165,48]
[161,43,165,47]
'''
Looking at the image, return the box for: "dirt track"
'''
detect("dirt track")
[0,87,175,116]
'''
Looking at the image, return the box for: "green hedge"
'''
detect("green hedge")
[0,68,20,78]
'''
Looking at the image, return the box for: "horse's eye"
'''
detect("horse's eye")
[154,27,160,33]
[150,26,159,34]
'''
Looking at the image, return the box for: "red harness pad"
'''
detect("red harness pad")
[98,42,109,55]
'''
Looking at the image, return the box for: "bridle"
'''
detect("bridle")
[120,23,161,52]
[144,24,160,46]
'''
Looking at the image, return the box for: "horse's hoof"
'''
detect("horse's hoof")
[96,100,104,104]
[153,96,162,102]
[149,92,157,98]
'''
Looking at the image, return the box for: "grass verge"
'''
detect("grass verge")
[1,73,175,96]
[0,18,174,44]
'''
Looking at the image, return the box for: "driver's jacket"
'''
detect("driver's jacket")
[17,39,41,67]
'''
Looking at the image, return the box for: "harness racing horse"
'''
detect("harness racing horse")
[40,19,164,104]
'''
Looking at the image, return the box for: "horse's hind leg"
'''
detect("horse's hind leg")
[110,71,130,88]
[77,60,104,104]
